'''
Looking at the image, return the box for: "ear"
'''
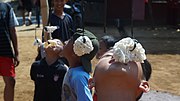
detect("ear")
[88,78,95,89]
[138,80,150,93]
[109,58,115,64]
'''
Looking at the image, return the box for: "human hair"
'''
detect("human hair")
[141,59,152,81]
[136,59,152,101]
[100,35,117,50]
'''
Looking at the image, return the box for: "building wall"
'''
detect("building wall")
[84,1,180,25]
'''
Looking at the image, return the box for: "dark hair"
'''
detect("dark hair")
[136,59,152,101]
[100,35,117,50]
[141,59,152,81]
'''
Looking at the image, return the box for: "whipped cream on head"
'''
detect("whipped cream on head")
[73,36,94,56]
[113,37,146,63]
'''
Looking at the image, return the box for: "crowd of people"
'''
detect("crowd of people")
[0,0,152,101]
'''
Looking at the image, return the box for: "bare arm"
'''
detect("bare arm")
[40,0,49,27]
[10,27,20,67]
[43,31,51,42]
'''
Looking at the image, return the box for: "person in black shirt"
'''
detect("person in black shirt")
[43,0,74,42]
[30,39,68,101]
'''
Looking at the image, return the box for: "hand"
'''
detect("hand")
[88,78,95,89]
[14,55,20,67]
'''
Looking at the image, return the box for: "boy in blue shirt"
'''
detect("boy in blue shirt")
[61,29,99,101]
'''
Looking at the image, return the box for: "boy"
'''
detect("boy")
[30,39,68,101]
[0,2,19,101]
[89,37,152,101]
[94,35,117,101]
[43,0,74,42]
[61,29,99,101]
[96,35,117,59]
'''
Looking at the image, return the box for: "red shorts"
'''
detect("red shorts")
[0,57,15,77]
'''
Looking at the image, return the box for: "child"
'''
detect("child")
[93,35,117,101]
[61,29,99,101]
[43,0,75,42]
[30,39,68,101]
[89,37,152,101]
[36,0,74,61]
[96,35,117,59]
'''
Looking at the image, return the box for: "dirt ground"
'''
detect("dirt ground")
[0,24,180,101]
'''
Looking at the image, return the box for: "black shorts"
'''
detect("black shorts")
[17,0,33,12]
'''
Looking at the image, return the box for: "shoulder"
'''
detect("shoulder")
[31,60,41,70]
[50,13,58,20]
[31,59,45,70]
[31,59,48,71]
[31,60,41,67]
[5,3,11,8]
[71,67,90,80]
[1,2,11,7]
[56,59,69,71]
[0,3,11,11]
[64,13,73,20]
[64,13,71,18]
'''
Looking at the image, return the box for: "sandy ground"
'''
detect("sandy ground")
[0,24,180,101]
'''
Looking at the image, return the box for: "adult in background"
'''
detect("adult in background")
[34,0,41,28]
[39,0,51,27]
[0,2,19,101]
[18,0,33,26]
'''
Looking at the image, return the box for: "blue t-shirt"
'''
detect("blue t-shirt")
[62,66,93,101]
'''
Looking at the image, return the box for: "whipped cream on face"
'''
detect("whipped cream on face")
[44,39,64,48]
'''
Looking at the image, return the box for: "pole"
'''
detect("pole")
[131,0,134,38]
[104,0,107,33]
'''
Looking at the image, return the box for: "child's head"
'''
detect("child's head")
[52,0,68,11]
[96,35,117,59]
[93,37,152,100]
[44,39,64,56]
[62,29,99,73]
[96,51,151,100]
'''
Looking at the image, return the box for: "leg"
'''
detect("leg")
[3,76,16,101]
[116,18,128,38]
[21,9,26,25]
[27,11,33,26]
[40,0,49,27]
[36,6,41,27]
[28,11,32,22]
